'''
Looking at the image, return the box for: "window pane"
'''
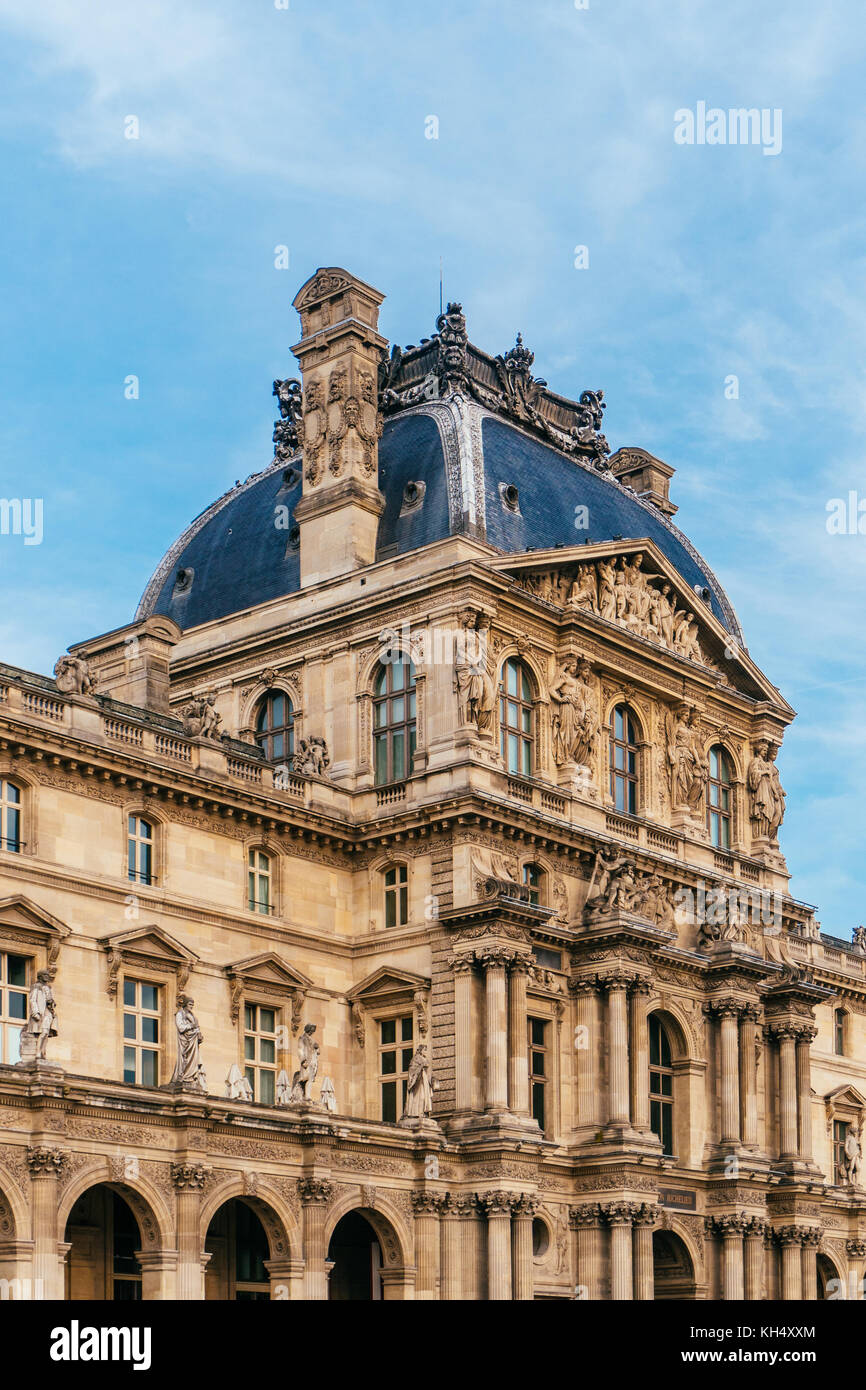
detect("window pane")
[521,739,531,776]
[399,886,408,923]
[272,732,283,760]
[385,893,396,929]
[381,1080,397,1123]
[123,1047,137,1083]
[507,663,518,696]
[374,734,388,784]
[392,732,405,781]
[391,696,404,723]
[508,732,519,773]
[142,1016,158,1044]
[141,984,158,1012]
[8,990,26,1020]
[7,956,27,988]
[381,1019,396,1045]
[123,1013,138,1040]
[244,1036,256,1060]
[381,1050,397,1075]
[260,1008,275,1034]
[141,1050,158,1087]
[259,1070,275,1105]
[8,1024,21,1064]
[272,695,285,728]
[260,1039,275,1065]
[401,1016,413,1041]
[244,1004,255,1030]
[402,1048,414,1070]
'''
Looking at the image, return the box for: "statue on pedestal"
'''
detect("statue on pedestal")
[169,996,207,1092]
[290,1023,320,1103]
[224,1063,254,1102]
[18,970,57,1064]
[53,654,95,696]
[276,1069,292,1106]
[401,1045,433,1119]
[844,1121,862,1187]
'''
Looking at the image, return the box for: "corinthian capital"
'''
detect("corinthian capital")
[478,1189,515,1217]
[171,1162,212,1191]
[297,1177,334,1205]
[26,1145,69,1178]
[600,1200,640,1226]
[511,1193,541,1219]
[411,1192,444,1216]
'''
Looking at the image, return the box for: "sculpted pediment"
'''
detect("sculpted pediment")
[825,1085,866,1121]
[99,924,198,997]
[224,952,311,1026]
[496,541,788,708]
[0,895,70,969]
[348,966,430,1005]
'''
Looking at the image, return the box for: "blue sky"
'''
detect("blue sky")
[1,0,864,934]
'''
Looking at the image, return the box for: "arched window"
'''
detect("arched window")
[649,1015,674,1155]
[255,690,295,763]
[499,659,533,776]
[373,660,416,786]
[248,849,272,915]
[707,745,733,849]
[609,705,639,814]
[0,780,21,853]
[834,1008,847,1057]
[127,815,153,885]
[522,863,543,905]
[383,864,408,928]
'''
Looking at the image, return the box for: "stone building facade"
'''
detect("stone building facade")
[1,267,865,1301]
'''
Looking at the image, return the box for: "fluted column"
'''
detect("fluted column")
[629,980,652,1133]
[796,1026,817,1162]
[511,1193,539,1300]
[508,958,531,1115]
[801,1229,820,1300]
[411,1193,442,1299]
[775,1028,800,1160]
[450,955,474,1111]
[603,1202,636,1301]
[714,1214,747,1300]
[439,1194,464,1300]
[298,1178,333,1300]
[744,1217,767,1301]
[171,1161,211,1301]
[458,1195,481,1300]
[603,972,633,1127]
[740,1005,762,1149]
[481,1191,513,1300]
[778,1227,803,1300]
[570,1204,603,1300]
[569,979,601,1128]
[480,949,510,1111]
[27,1146,67,1301]
[633,1203,658,1300]
[716,1001,742,1146]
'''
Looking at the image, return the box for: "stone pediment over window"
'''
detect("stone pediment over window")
[99,924,199,999]
[825,1084,866,1128]
[494,540,788,708]
[225,952,312,1028]
[0,894,70,972]
[347,968,431,1051]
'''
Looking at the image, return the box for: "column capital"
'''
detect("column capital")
[765,1022,801,1042]
[569,1203,603,1229]
[740,1002,764,1023]
[568,976,600,996]
[708,1212,750,1237]
[410,1192,444,1216]
[171,1162,212,1191]
[598,967,639,993]
[478,1190,515,1217]
[794,1024,818,1044]
[632,1202,660,1228]
[508,955,533,978]
[447,954,475,975]
[600,1200,640,1227]
[26,1145,68,1178]
[706,997,746,1020]
[511,1193,541,1219]
[440,1192,476,1219]
[774,1224,806,1247]
[298,1177,334,1205]
[743,1216,769,1239]
[477,945,517,971]
[799,1228,821,1249]
[846,1237,866,1258]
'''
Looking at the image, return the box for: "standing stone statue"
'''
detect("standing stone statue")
[169,996,207,1092]
[454,609,494,733]
[550,656,599,769]
[290,1022,320,1103]
[747,740,777,839]
[275,1069,292,1106]
[401,1045,434,1119]
[18,969,57,1064]
[844,1121,862,1186]
[665,704,707,813]
[767,742,787,838]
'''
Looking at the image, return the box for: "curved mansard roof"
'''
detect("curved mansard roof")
[136,312,743,643]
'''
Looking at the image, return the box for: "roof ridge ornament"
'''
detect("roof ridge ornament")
[272,378,303,461]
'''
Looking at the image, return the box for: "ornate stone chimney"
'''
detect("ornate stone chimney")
[291,268,388,585]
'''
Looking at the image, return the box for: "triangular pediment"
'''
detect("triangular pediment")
[494,538,791,711]
[0,895,70,942]
[348,966,430,1004]
[825,1084,866,1111]
[99,924,198,966]
[225,952,312,992]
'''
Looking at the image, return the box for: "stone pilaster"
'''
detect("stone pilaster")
[171,1161,212,1302]
[715,1000,743,1147]
[298,1177,334,1300]
[411,1192,443,1300]
[439,1193,466,1300]
[570,1204,603,1301]
[27,1146,68,1301]
[511,1193,539,1300]
[744,1216,768,1301]
[508,958,531,1116]
[629,980,652,1134]
[602,1201,637,1301]
[739,1004,762,1149]
[632,1203,659,1300]
[479,948,510,1112]
[711,1213,748,1301]
[795,1026,817,1163]
[600,970,634,1130]
[800,1228,820,1301]
[480,1191,513,1300]
[776,1226,804,1300]
[569,979,601,1130]
[450,956,474,1111]
[771,1026,800,1161]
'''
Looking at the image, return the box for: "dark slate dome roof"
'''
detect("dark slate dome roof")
[137,311,742,642]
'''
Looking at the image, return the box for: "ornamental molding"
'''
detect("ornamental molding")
[224,952,311,1027]
[99,924,198,999]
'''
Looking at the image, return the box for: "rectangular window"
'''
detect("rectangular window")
[0,951,28,1064]
[528,1017,548,1132]
[379,1015,413,1122]
[127,815,153,885]
[835,1012,846,1056]
[244,1003,278,1104]
[0,781,21,852]
[248,850,272,915]
[122,978,160,1086]
[384,865,409,928]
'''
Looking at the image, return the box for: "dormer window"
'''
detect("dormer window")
[255,690,295,763]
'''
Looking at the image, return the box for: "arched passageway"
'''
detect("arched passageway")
[205,1198,271,1300]
[64,1185,142,1301]
[652,1228,696,1300]
[327,1210,383,1300]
